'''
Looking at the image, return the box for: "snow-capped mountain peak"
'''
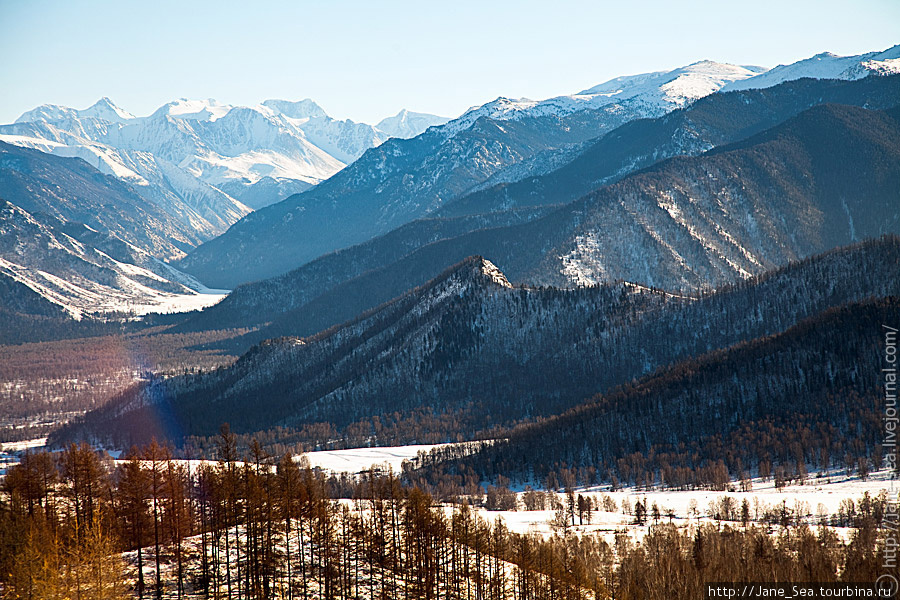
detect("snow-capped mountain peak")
[151,98,233,122]
[80,97,135,122]
[376,109,450,139]
[261,98,329,120]
[15,97,135,124]
[721,44,900,92]
[3,94,449,222]
[14,103,76,124]
[657,60,767,105]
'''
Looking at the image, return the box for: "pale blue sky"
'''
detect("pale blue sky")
[1,0,898,125]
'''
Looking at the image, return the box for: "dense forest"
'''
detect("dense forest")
[408,297,899,493]
[1,439,893,599]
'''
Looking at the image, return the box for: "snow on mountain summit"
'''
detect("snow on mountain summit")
[5,95,451,219]
[579,60,766,110]
[261,99,329,120]
[438,45,893,142]
[2,97,417,218]
[15,97,135,124]
[656,61,767,104]
[151,98,233,122]
[79,97,136,122]
[376,109,450,139]
[442,60,764,137]
[721,44,900,92]
[6,44,893,234]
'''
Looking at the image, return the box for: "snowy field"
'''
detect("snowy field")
[465,468,898,542]
[0,437,48,453]
[1,440,470,480]
[300,443,451,474]
[0,437,48,474]
[3,437,894,541]
[133,287,229,315]
[294,443,898,542]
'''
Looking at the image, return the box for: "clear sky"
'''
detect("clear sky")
[1,0,898,125]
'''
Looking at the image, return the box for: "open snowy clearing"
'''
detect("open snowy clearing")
[467,468,898,542]
[3,438,894,535]
[129,287,228,315]
[0,437,49,452]
[300,443,451,474]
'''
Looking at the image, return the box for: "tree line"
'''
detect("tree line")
[2,431,608,600]
[2,432,894,599]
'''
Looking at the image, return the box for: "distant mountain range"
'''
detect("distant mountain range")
[174,59,767,287]
[1,44,897,328]
[0,97,449,230]
[0,100,447,320]
[0,142,223,321]
[177,45,900,288]
[179,74,900,345]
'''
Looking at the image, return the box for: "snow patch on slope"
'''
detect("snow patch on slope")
[481,259,513,288]
[0,254,227,318]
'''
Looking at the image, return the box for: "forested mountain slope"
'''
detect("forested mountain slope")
[0,141,201,258]
[175,108,638,287]
[527,102,900,289]
[0,142,228,324]
[178,75,900,289]
[55,237,900,450]
[436,74,900,218]
[411,296,898,491]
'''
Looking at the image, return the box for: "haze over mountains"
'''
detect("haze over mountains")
[180,74,900,345]
[0,100,447,321]
[0,97,449,224]
[4,4,900,591]
[0,43,898,334]
[176,45,900,288]
[0,141,228,323]
[175,59,769,286]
